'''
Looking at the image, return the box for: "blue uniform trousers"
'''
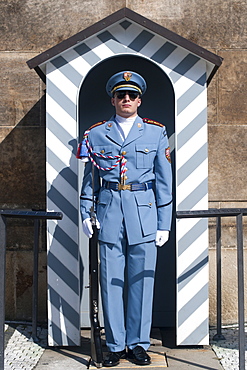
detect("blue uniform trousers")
[99,222,157,352]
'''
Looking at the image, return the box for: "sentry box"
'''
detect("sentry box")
[27,8,222,347]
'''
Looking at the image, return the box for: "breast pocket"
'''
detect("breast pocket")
[93,145,119,169]
[136,144,157,169]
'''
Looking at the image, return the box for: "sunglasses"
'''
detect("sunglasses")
[115,91,140,101]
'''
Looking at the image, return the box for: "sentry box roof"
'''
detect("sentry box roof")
[27,7,222,84]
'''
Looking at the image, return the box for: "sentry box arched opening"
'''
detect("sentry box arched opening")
[26,7,223,347]
[78,54,176,330]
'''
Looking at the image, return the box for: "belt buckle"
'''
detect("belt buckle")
[118,184,131,190]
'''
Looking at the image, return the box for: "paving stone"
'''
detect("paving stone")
[4,325,46,370]
[210,326,247,370]
[4,324,247,369]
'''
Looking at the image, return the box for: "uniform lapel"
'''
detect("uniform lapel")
[105,116,123,147]
[123,116,144,147]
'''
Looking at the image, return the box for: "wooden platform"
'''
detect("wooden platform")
[105,350,168,368]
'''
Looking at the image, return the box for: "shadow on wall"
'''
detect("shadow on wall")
[46,138,81,345]
[0,96,46,208]
[1,95,47,322]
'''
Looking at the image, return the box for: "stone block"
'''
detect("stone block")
[207,73,217,124]
[218,50,247,124]
[6,218,47,252]
[1,1,246,52]
[208,125,247,201]
[0,126,46,206]
[209,219,247,250]
[130,0,247,49]
[0,52,43,127]
[5,250,47,322]
[209,249,247,325]
[5,252,15,319]
[0,127,12,144]
[0,0,125,51]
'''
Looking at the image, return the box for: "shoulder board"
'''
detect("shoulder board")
[83,120,106,138]
[143,118,164,128]
[88,120,106,130]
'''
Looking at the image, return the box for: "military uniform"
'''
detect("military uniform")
[78,71,172,359]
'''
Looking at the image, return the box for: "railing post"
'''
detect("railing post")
[0,215,6,370]
[32,218,40,341]
[213,216,225,340]
[236,213,245,370]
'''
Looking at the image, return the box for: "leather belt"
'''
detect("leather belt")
[104,181,153,191]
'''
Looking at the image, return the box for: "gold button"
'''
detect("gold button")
[100,149,105,154]
[124,176,128,180]
[149,202,152,206]
[122,151,127,155]
[144,148,149,153]
[108,123,112,127]
[125,168,128,171]
[138,123,142,128]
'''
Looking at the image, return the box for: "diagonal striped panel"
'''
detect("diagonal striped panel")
[46,56,81,345]
[128,30,155,51]
[174,60,208,344]
[45,18,209,346]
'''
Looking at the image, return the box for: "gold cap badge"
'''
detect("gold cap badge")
[123,72,132,81]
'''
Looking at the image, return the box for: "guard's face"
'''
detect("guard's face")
[111,91,141,118]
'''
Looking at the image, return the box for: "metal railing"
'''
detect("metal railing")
[1,208,245,368]
[0,209,63,370]
[177,208,247,370]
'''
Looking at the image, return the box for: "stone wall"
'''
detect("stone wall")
[0,0,246,324]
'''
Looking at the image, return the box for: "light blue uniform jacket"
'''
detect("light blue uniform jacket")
[80,115,172,246]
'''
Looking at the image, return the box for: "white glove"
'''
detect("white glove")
[155,230,169,247]
[82,217,100,238]
[81,157,89,163]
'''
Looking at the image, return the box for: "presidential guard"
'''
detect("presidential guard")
[77,71,173,366]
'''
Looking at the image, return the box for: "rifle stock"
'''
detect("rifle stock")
[89,224,103,368]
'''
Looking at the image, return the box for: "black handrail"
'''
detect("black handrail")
[177,208,247,370]
[0,209,63,370]
[1,208,245,368]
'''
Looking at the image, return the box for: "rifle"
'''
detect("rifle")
[88,165,103,368]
